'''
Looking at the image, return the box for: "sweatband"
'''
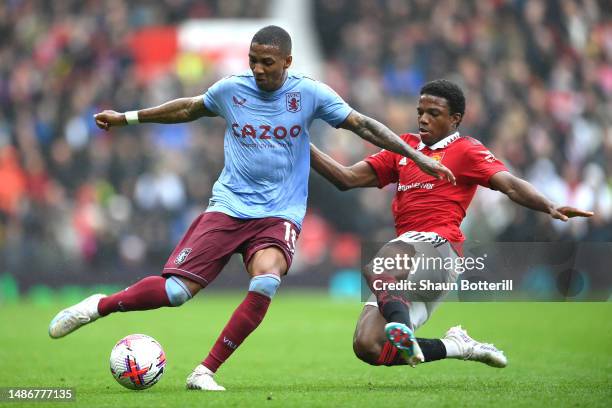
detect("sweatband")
[125,110,139,125]
[165,276,192,306]
[248,274,281,298]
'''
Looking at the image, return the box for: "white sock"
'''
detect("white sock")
[441,338,462,358]
[409,302,429,331]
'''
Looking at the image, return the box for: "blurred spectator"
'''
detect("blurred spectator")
[312,0,611,245]
[1,0,610,289]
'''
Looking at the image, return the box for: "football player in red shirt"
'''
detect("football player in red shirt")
[310,79,593,368]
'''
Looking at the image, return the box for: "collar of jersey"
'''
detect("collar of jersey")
[417,131,460,151]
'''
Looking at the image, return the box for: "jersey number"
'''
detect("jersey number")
[283,222,297,253]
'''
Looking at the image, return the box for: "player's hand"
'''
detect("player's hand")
[413,155,456,185]
[550,206,594,222]
[93,110,127,131]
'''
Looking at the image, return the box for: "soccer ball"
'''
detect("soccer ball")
[109,334,166,390]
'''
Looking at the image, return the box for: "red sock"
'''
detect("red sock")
[98,276,171,316]
[376,341,405,366]
[202,291,271,372]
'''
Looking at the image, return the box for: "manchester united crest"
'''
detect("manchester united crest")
[286,92,301,112]
[431,152,446,162]
[174,248,192,265]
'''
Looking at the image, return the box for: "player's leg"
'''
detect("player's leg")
[362,239,425,363]
[188,217,297,391]
[48,275,201,339]
[203,248,285,370]
[353,303,506,367]
[353,302,446,366]
[356,252,507,369]
[98,274,200,315]
[361,234,463,365]
[49,212,236,339]
[187,247,287,391]
[362,240,415,329]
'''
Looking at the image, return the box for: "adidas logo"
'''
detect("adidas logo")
[399,157,407,166]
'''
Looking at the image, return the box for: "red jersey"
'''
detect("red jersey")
[364,132,507,243]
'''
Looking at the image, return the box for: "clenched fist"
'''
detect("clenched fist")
[93,110,127,131]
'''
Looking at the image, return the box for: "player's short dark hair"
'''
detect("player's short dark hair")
[420,79,466,118]
[251,25,292,56]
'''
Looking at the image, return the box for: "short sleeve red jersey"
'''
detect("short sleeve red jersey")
[364,133,507,243]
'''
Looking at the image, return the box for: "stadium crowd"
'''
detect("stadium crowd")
[0,0,610,287]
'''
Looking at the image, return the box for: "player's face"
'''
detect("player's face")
[249,43,292,92]
[416,94,462,145]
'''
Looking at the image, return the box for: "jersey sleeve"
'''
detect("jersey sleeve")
[202,77,230,118]
[313,82,353,127]
[364,149,399,188]
[459,141,508,187]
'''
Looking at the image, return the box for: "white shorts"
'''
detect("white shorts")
[365,231,460,330]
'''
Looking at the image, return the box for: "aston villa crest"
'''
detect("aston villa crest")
[286,92,301,112]
[174,248,192,265]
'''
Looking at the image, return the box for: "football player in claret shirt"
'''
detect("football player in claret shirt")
[48,26,455,391]
[310,79,593,368]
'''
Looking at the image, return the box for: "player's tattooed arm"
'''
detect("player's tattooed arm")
[93,97,216,130]
[489,171,594,221]
[137,96,217,123]
[339,111,456,184]
[310,143,378,190]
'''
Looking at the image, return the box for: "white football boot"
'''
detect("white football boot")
[443,325,507,368]
[48,294,106,338]
[186,365,226,391]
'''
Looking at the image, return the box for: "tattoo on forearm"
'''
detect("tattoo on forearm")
[354,115,416,158]
[140,98,197,124]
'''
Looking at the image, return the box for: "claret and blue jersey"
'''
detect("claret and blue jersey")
[202,71,352,228]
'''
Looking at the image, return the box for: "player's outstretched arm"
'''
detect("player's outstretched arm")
[338,111,456,184]
[93,97,217,131]
[310,143,378,190]
[489,171,594,221]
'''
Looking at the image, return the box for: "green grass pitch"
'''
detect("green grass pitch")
[0,292,610,407]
